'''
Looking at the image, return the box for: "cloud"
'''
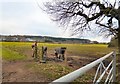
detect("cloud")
[0,1,61,36]
[0,0,34,3]
[0,0,112,42]
[1,20,27,34]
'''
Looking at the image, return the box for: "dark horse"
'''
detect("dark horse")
[54,47,66,60]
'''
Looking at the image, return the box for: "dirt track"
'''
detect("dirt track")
[2,49,51,82]
[2,59,50,82]
[2,49,97,82]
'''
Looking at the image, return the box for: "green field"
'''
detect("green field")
[1,42,117,82]
[1,42,115,60]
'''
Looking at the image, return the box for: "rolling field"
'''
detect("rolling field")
[1,42,116,82]
[2,42,115,59]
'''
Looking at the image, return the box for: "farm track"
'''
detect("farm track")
[2,54,96,82]
[2,60,50,82]
[2,48,51,82]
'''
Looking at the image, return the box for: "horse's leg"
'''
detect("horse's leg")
[58,54,61,59]
[55,53,58,59]
[62,54,65,60]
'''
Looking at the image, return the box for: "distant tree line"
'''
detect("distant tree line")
[1,35,96,44]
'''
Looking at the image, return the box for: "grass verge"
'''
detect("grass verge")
[2,47,26,61]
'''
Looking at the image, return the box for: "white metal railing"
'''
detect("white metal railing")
[50,51,116,84]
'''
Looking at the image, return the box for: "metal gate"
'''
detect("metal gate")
[50,51,116,84]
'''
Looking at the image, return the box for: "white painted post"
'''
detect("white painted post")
[100,62,102,75]
[112,51,116,82]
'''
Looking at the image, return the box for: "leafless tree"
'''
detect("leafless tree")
[43,0,120,53]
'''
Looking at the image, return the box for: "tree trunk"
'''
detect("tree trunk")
[118,20,120,54]
[117,19,120,81]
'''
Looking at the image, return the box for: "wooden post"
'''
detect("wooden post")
[112,51,116,82]
[34,43,38,62]
[64,52,67,66]
[41,46,46,63]
[41,46,43,60]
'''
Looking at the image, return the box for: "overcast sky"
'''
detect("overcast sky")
[0,0,115,42]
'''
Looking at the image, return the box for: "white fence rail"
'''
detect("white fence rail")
[50,51,116,84]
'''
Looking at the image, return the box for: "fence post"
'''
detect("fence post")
[112,51,116,82]
[100,62,102,75]
[64,52,67,66]
[34,43,38,62]
[40,46,47,63]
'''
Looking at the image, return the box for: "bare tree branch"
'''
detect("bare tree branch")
[43,0,120,39]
